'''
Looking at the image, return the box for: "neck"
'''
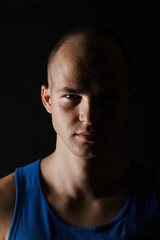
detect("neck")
[44,137,130,201]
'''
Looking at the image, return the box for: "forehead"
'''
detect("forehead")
[50,34,128,93]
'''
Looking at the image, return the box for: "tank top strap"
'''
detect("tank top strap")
[15,159,41,192]
[129,159,160,219]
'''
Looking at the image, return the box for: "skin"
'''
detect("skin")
[0,31,160,238]
[40,33,136,226]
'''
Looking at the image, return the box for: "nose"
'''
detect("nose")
[79,96,100,124]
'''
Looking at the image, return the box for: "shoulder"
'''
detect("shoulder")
[0,172,16,239]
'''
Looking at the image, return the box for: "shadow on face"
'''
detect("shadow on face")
[42,32,137,159]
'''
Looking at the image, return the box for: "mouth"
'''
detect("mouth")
[75,132,102,142]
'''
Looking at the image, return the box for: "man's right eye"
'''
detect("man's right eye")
[64,95,81,100]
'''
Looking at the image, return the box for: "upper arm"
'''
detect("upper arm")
[0,172,16,239]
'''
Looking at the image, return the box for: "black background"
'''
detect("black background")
[0,2,158,177]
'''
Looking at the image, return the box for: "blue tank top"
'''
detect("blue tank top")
[8,158,160,239]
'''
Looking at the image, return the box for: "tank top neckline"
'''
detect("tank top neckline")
[37,158,133,232]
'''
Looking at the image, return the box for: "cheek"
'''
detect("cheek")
[51,103,77,132]
[103,102,128,131]
[113,103,128,131]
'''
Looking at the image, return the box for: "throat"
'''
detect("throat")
[51,155,130,199]
[40,155,131,227]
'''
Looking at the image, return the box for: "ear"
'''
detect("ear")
[41,85,52,114]
[127,87,137,114]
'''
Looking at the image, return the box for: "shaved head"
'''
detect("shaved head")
[41,25,137,162]
[47,25,133,91]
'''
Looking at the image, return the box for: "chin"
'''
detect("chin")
[68,135,110,158]
[71,144,104,159]
[74,151,98,160]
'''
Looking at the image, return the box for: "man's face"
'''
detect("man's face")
[45,34,132,159]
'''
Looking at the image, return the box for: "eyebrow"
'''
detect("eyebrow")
[58,87,122,94]
[58,87,83,94]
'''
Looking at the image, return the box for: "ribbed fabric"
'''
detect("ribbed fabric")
[8,159,160,239]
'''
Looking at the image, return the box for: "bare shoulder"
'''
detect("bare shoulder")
[0,172,16,239]
[0,172,16,204]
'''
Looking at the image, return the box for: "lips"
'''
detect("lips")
[76,132,101,142]
[78,131,93,135]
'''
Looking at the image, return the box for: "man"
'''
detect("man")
[0,25,160,239]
